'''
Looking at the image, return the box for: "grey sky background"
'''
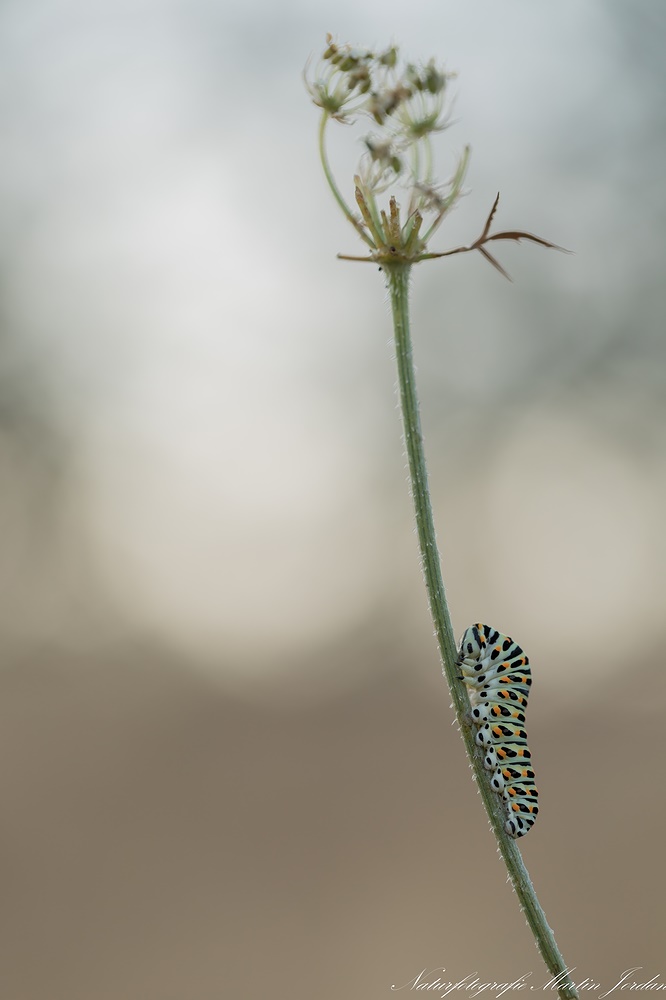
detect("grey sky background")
[2,0,664,698]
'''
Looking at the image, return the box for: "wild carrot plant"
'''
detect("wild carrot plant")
[306,35,577,998]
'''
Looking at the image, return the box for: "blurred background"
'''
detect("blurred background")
[0,0,664,997]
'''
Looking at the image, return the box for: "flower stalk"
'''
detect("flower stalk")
[306,35,576,997]
[387,261,577,999]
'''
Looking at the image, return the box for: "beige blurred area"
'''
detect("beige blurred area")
[1,1,665,998]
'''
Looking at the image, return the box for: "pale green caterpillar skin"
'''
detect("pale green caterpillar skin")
[457,623,539,839]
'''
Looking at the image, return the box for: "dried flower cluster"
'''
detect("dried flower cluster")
[306,35,565,274]
[305,35,466,253]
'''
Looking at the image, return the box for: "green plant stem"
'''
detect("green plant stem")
[318,114,375,248]
[385,262,579,1000]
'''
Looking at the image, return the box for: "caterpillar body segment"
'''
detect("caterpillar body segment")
[482,741,532,772]
[471,696,528,724]
[490,762,537,795]
[475,721,528,748]
[506,813,537,838]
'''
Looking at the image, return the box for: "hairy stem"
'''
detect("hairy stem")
[318,114,375,248]
[385,262,579,1000]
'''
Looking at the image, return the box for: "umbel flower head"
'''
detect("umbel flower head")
[305,35,565,276]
